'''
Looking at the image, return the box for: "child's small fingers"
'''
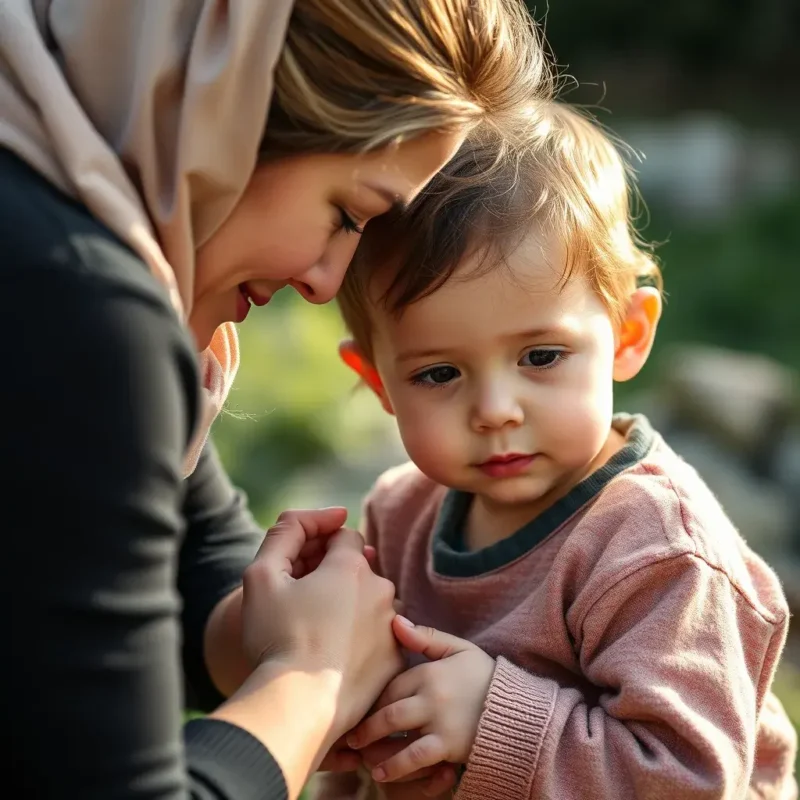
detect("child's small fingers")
[348,697,427,749]
[372,734,447,783]
[374,666,424,712]
[423,764,458,796]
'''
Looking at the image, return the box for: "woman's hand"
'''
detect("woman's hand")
[241,507,403,732]
[203,519,380,699]
[212,507,403,798]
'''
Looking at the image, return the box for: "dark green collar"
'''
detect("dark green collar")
[431,414,655,578]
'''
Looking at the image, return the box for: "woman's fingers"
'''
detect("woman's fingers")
[297,535,375,578]
[295,539,378,579]
[348,697,429,749]
[372,734,447,783]
[252,507,348,581]
[321,526,367,564]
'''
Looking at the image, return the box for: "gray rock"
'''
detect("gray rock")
[661,345,799,467]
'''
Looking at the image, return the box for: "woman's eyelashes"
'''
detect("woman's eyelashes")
[337,206,364,235]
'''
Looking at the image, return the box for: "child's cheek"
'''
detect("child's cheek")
[395,404,461,484]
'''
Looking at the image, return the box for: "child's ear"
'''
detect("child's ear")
[338,339,394,415]
[613,287,662,382]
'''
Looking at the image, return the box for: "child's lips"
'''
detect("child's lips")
[477,453,537,478]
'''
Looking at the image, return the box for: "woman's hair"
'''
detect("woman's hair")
[260,0,552,156]
[338,101,663,360]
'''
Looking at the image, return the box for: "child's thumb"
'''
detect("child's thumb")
[392,615,471,661]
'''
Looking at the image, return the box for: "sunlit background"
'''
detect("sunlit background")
[214,0,800,762]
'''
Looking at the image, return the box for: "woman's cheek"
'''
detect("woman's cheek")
[262,233,327,280]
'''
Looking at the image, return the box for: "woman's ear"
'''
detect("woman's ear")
[613,287,662,383]
[338,339,394,414]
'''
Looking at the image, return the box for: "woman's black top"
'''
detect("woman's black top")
[1,149,287,799]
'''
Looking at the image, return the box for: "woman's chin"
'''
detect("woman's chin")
[187,311,216,353]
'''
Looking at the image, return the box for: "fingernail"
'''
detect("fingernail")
[346,734,359,749]
[395,615,415,628]
[373,767,386,782]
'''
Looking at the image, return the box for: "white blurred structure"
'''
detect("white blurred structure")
[620,113,798,220]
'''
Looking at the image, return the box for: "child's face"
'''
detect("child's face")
[369,231,621,510]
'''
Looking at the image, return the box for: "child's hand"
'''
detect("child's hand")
[347,617,495,784]
[359,736,458,798]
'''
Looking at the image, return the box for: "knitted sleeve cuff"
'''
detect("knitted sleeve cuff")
[456,657,557,800]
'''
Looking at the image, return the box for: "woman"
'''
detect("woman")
[0,1,549,798]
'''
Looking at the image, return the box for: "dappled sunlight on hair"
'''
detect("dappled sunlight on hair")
[338,101,663,359]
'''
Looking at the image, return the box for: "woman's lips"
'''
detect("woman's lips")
[235,284,251,322]
[244,284,272,306]
[477,453,536,478]
[234,283,272,323]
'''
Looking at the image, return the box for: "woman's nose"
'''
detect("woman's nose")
[289,235,360,304]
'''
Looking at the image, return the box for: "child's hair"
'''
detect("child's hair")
[260,0,552,157]
[338,101,663,360]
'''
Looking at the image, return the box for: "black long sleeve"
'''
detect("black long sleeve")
[1,149,286,799]
[179,442,264,712]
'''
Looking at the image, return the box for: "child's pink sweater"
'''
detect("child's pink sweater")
[366,415,797,799]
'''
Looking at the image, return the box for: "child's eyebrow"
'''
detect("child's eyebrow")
[511,326,562,341]
[395,347,448,365]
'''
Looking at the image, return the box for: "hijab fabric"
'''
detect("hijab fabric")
[0,0,295,474]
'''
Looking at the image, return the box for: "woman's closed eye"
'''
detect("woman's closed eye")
[519,348,569,370]
[410,364,460,388]
[337,206,365,235]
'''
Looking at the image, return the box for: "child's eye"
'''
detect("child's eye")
[519,349,567,369]
[337,207,364,235]
[410,365,460,387]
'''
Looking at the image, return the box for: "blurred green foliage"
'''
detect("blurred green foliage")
[629,191,800,391]
[533,0,795,74]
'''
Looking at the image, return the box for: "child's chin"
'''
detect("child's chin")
[477,477,549,505]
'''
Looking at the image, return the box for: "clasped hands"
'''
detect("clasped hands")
[238,505,496,798]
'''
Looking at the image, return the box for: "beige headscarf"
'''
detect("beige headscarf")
[0,0,295,474]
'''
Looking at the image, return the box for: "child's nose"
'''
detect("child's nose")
[470,382,524,432]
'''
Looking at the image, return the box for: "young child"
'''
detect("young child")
[318,103,798,799]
